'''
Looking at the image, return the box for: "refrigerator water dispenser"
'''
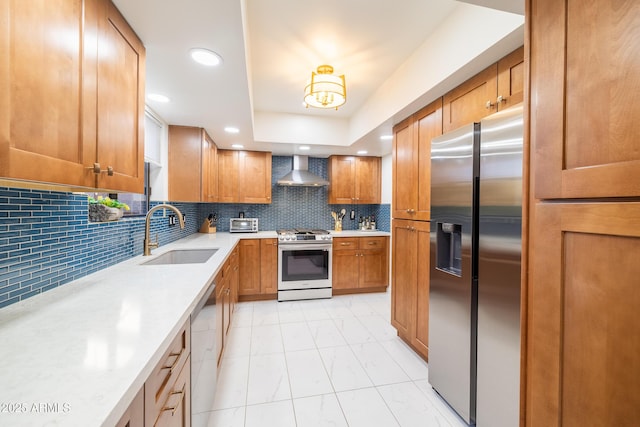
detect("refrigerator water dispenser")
[436,222,462,276]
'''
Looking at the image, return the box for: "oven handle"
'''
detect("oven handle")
[278,243,332,251]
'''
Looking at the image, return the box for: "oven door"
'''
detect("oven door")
[278,243,332,291]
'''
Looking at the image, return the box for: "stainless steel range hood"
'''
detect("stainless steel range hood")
[277,155,329,187]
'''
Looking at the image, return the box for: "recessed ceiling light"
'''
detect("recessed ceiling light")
[147,93,170,103]
[231,144,244,149]
[380,135,393,141]
[224,126,239,134]
[357,150,368,155]
[190,48,223,66]
[299,146,310,151]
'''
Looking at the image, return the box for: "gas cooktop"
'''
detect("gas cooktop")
[277,228,332,242]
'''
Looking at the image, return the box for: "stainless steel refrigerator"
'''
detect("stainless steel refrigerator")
[429,105,523,426]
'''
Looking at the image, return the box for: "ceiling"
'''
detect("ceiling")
[113,0,524,158]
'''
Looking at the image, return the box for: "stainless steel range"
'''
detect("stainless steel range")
[277,229,333,301]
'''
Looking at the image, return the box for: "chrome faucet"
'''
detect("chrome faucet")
[143,204,185,256]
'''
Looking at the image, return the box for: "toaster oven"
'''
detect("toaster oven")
[229,218,258,233]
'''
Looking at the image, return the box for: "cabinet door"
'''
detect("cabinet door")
[392,117,417,219]
[214,271,224,366]
[410,222,430,359]
[497,46,524,110]
[391,219,417,337]
[204,132,218,202]
[239,151,271,204]
[414,100,442,220]
[531,0,640,199]
[526,202,640,427]
[154,355,191,427]
[354,157,381,204]
[359,249,387,288]
[0,0,96,188]
[95,0,145,192]
[328,156,356,204]
[332,249,359,290]
[230,247,239,310]
[115,387,144,427]
[442,64,497,133]
[260,239,278,294]
[217,150,239,203]
[239,240,260,296]
[168,126,203,202]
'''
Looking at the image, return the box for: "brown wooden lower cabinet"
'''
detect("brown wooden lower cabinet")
[238,238,277,300]
[526,201,640,426]
[391,219,430,360]
[115,387,144,427]
[144,320,190,427]
[332,236,389,294]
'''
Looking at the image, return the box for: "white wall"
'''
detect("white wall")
[381,154,392,205]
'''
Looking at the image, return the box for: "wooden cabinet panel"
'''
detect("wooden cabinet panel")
[393,99,442,221]
[328,156,381,205]
[0,0,96,187]
[354,157,381,204]
[332,236,389,293]
[260,239,278,295]
[115,387,144,427]
[217,150,239,203]
[218,150,271,203]
[95,0,145,192]
[530,0,640,198]
[442,64,498,133]
[328,156,356,204]
[145,320,190,427]
[168,126,219,202]
[391,219,429,359]
[239,239,261,296]
[0,0,145,192]
[153,355,191,427]
[526,202,640,427]
[214,270,224,366]
[204,132,218,202]
[332,248,359,290]
[168,126,203,202]
[497,45,524,110]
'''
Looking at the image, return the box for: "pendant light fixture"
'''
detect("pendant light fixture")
[304,65,346,110]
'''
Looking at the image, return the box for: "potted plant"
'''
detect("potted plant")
[88,196,130,222]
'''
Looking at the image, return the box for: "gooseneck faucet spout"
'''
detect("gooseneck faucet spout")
[143,204,185,256]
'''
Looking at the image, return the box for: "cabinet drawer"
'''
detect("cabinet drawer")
[152,355,191,427]
[333,238,359,250]
[145,319,190,426]
[359,236,387,250]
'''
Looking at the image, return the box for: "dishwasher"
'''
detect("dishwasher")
[190,276,217,425]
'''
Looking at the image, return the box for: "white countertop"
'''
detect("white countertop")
[0,231,275,426]
[0,229,388,426]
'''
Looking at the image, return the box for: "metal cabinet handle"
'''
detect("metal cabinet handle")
[497,95,506,104]
[340,242,352,246]
[367,241,377,245]
[161,348,184,372]
[161,384,186,415]
[486,100,495,109]
[86,163,114,176]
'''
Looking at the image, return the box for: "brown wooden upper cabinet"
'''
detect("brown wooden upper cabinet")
[393,99,442,221]
[530,1,640,199]
[168,126,218,202]
[328,156,381,204]
[0,0,145,193]
[442,46,523,133]
[218,150,272,204]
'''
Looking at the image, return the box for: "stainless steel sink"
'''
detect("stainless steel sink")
[142,249,218,265]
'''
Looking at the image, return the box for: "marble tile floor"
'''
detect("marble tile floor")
[193,291,468,427]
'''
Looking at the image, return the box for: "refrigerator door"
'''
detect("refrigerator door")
[477,105,523,427]
[429,123,479,424]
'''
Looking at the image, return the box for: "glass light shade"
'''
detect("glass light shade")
[190,48,222,66]
[304,65,346,109]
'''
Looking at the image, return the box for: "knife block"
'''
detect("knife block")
[199,220,216,233]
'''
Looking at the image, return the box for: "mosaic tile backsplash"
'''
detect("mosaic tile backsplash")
[0,156,390,308]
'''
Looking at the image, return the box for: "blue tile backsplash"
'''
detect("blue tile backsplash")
[0,156,390,308]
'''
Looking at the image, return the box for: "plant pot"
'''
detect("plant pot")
[89,204,124,222]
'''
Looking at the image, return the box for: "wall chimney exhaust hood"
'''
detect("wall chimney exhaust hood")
[277,155,329,187]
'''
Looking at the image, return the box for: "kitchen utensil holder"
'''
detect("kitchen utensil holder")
[334,219,342,231]
[199,220,216,233]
